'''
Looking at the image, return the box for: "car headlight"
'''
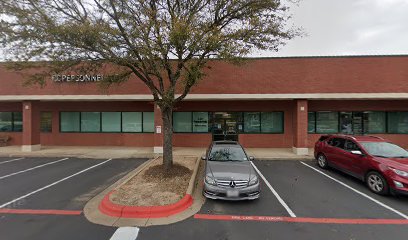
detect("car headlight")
[205,175,216,185]
[389,167,408,177]
[249,176,259,186]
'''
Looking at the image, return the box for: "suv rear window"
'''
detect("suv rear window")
[318,136,329,142]
[328,137,346,149]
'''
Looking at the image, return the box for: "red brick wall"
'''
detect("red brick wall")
[308,100,408,148]
[173,100,294,148]
[1,56,408,95]
[0,102,23,145]
[40,133,154,147]
[4,99,408,148]
[1,101,155,147]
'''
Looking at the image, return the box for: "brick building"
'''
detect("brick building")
[1,55,408,155]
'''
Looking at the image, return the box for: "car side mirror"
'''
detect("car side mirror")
[249,156,255,161]
[201,155,207,160]
[351,150,363,156]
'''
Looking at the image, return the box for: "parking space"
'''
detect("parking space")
[2,157,408,240]
[253,160,407,219]
[196,160,408,221]
[0,157,25,165]
[0,156,147,240]
[141,159,408,240]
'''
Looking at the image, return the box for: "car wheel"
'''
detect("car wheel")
[366,171,389,195]
[316,153,329,169]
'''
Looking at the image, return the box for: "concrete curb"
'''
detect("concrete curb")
[98,156,200,219]
[256,156,314,161]
[187,156,201,195]
[99,191,193,218]
[84,156,204,227]
[0,152,156,160]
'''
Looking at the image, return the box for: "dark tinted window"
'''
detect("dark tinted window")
[344,140,360,151]
[328,138,346,149]
[318,135,329,142]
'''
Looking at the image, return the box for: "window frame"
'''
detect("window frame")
[315,111,340,134]
[60,111,154,133]
[257,111,284,134]
[0,112,22,132]
[59,111,81,133]
[386,111,408,134]
[101,111,122,133]
[121,111,143,133]
[40,111,53,133]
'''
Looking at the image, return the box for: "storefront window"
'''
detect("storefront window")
[316,112,339,133]
[122,112,142,132]
[388,112,408,133]
[364,112,386,133]
[261,112,283,133]
[340,112,353,134]
[102,112,121,132]
[244,112,260,133]
[0,112,12,132]
[308,112,316,133]
[60,112,80,132]
[193,112,209,133]
[143,112,154,133]
[173,112,192,132]
[40,112,52,132]
[12,112,23,132]
[81,112,101,132]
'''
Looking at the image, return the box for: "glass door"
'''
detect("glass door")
[340,112,364,135]
[352,112,364,135]
[211,112,240,141]
[212,118,225,141]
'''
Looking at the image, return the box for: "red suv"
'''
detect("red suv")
[314,135,408,196]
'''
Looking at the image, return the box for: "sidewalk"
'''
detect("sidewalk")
[0,146,314,160]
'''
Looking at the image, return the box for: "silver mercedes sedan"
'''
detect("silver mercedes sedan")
[202,141,261,200]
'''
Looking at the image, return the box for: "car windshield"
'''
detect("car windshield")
[360,142,408,158]
[209,146,248,161]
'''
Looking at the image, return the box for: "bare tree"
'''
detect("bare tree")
[0,0,300,170]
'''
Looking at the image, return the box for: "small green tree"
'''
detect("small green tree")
[0,0,300,170]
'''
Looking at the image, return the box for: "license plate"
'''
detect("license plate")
[227,190,239,197]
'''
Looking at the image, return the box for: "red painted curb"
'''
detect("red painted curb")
[99,191,193,218]
[194,214,408,225]
[0,208,82,216]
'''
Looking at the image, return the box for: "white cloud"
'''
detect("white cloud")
[254,0,408,57]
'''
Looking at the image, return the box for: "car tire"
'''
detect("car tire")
[366,171,389,195]
[316,153,329,169]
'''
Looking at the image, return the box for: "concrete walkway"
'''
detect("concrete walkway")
[0,146,314,160]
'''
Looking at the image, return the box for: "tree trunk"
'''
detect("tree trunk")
[161,105,173,171]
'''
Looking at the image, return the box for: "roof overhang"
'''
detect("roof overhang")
[1,93,408,101]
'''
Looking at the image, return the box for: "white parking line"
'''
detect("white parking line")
[300,161,408,219]
[0,159,112,209]
[109,227,139,240]
[0,158,69,180]
[250,161,296,218]
[0,158,24,165]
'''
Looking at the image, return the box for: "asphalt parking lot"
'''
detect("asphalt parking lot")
[139,160,408,240]
[1,157,408,240]
[0,156,146,240]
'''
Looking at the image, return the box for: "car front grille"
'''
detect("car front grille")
[216,179,248,188]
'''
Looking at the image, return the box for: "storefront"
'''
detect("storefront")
[1,55,408,154]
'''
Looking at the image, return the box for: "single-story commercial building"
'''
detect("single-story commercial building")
[1,55,408,155]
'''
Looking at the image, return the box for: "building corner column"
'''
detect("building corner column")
[153,103,163,154]
[293,99,309,155]
[22,101,41,152]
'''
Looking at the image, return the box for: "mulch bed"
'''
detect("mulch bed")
[111,156,196,206]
